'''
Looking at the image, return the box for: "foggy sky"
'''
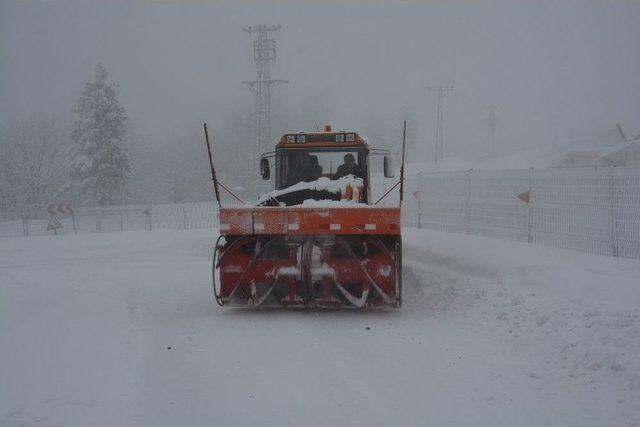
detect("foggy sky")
[1,0,639,160]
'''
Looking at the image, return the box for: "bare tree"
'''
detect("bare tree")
[0,116,69,219]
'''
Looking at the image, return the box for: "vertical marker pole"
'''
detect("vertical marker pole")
[399,120,407,207]
[204,123,221,208]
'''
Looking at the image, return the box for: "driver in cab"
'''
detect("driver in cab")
[334,153,362,179]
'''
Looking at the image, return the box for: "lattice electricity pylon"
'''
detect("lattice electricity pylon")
[242,25,288,156]
[428,85,453,163]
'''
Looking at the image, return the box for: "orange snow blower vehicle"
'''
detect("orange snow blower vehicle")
[204,124,406,308]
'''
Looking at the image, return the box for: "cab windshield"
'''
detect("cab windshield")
[276,147,368,190]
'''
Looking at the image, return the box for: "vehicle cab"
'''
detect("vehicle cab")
[259,125,394,206]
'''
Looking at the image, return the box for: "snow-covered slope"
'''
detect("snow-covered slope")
[1,229,638,426]
[406,139,640,173]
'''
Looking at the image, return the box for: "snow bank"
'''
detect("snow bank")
[404,228,640,423]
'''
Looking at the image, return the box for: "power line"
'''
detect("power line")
[428,85,453,163]
[242,25,288,157]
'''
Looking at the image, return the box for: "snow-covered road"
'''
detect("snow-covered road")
[1,229,638,427]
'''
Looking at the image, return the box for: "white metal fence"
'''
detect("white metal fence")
[2,166,639,261]
[401,166,640,260]
[0,202,218,238]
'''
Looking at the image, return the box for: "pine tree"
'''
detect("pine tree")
[70,63,131,212]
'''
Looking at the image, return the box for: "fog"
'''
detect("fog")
[2,5,640,423]
[1,0,639,206]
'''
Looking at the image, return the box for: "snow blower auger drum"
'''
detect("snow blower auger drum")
[213,230,401,308]
[204,123,407,309]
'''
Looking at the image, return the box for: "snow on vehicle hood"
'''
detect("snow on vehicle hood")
[257,175,364,206]
[299,199,360,207]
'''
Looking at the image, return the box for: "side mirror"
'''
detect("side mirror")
[383,155,395,178]
[260,158,270,180]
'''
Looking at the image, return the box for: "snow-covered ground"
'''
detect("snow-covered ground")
[1,229,639,426]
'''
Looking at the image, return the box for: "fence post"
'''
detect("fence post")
[465,168,473,234]
[526,167,533,243]
[608,166,619,257]
[96,205,102,232]
[182,204,188,230]
[70,211,77,234]
[417,192,422,229]
[417,172,422,228]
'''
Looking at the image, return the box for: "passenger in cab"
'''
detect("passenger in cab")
[304,155,323,182]
[334,153,362,179]
[286,152,308,187]
[287,152,324,186]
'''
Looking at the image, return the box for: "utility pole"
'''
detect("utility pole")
[485,105,497,159]
[242,25,288,159]
[428,85,453,163]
